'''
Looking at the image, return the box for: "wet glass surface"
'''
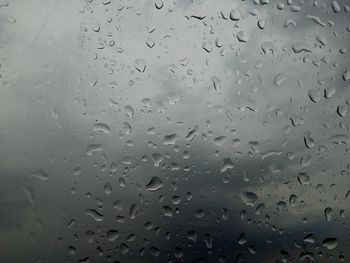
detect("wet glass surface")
[0,0,350,262]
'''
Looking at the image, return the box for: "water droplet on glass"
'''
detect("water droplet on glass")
[85,209,104,222]
[230,9,241,21]
[202,41,213,53]
[211,76,222,91]
[129,204,139,219]
[220,158,234,172]
[135,58,146,72]
[107,230,119,241]
[163,206,173,217]
[93,123,111,134]
[240,192,258,206]
[322,238,338,250]
[124,105,134,118]
[104,183,112,194]
[163,133,178,145]
[257,18,266,29]
[337,105,348,117]
[194,209,205,218]
[236,31,248,42]
[30,169,50,181]
[303,131,315,149]
[87,144,103,156]
[298,172,310,186]
[324,207,333,221]
[331,1,341,13]
[145,176,163,191]
[308,88,322,103]
[238,233,247,245]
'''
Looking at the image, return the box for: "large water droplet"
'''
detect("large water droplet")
[322,238,338,249]
[240,192,258,206]
[145,176,163,191]
[230,9,241,21]
[85,209,104,222]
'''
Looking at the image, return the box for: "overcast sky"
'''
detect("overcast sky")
[0,0,350,262]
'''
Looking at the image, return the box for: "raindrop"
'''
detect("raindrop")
[280,250,290,263]
[240,192,258,206]
[187,231,197,242]
[331,1,341,13]
[304,234,315,244]
[289,194,297,206]
[151,153,163,167]
[123,122,132,134]
[303,132,315,149]
[87,144,102,156]
[150,246,160,257]
[298,172,310,186]
[195,209,205,218]
[124,105,134,118]
[308,88,322,103]
[337,105,348,117]
[211,76,222,90]
[129,204,139,219]
[324,207,333,221]
[230,9,241,21]
[202,41,213,53]
[163,206,173,217]
[85,209,104,222]
[107,230,119,241]
[220,158,234,172]
[292,42,312,53]
[104,183,112,194]
[236,31,248,42]
[93,123,111,134]
[135,58,146,72]
[145,176,163,191]
[185,126,198,141]
[343,70,350,81]
[238,233,247,245]
[324,86,336,98]
[68,246,76,256]
[322,238,338,249]
[30,170,50,181]
[257,18,266,29]
[163,133,178,145]
[274,73,286,86]
[146,37,155,48]
[154,0,163,9]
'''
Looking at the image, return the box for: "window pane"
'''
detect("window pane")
[1,0,349,262]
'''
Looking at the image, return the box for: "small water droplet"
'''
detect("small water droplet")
[135,58,146,72]
[324,207,333,221]
[202,41,213,53]
[194,209,205,218]
[30,169,50,181]
[337,105,348,117]
[124,105,134,118]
